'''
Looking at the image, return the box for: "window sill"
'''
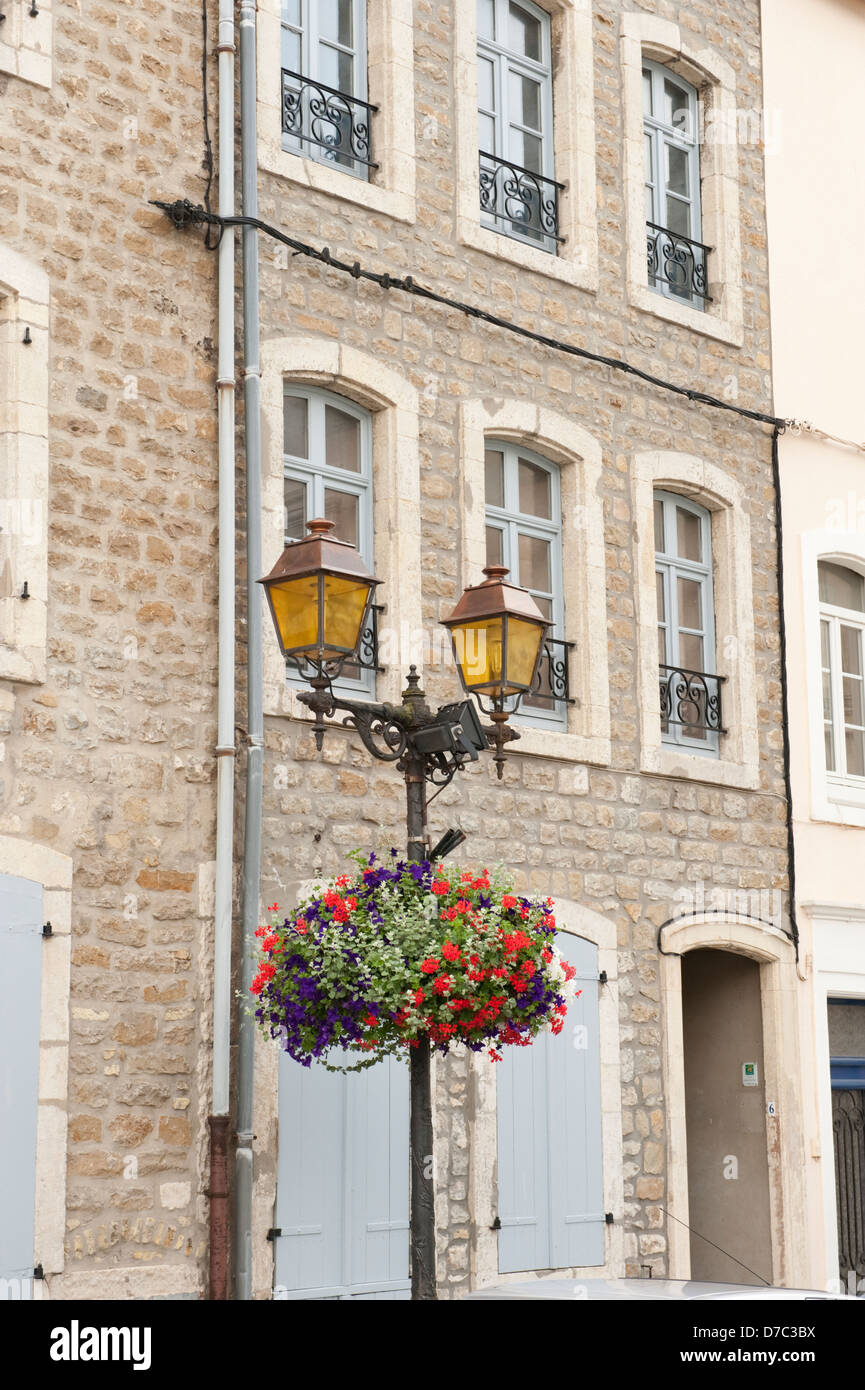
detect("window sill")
[642,743,760,791]
[509,726,610,766]
[629,282,743,347]
[258,138,415,225]
[458,216,598,293]
[810,789,865,829]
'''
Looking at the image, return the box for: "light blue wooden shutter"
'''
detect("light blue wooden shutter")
[0,873,43,1282]
[274,1051,409,1299]
[497,932,605,1273]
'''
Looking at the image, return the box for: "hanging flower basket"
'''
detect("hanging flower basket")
[251,852,579,1070]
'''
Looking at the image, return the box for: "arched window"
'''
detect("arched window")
[654,491,720,755]
[477,0,558,252]
[642,59,708,308]
[283,385,376,694]
[484,441,565,729]
[819,560,865,782]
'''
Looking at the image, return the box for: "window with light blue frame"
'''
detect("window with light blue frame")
[281,0,372,180]
[484,441,565,730]
[283,386,377,698]
[654,491,721,756]
[643,59,710,309]
[477,0,561,253]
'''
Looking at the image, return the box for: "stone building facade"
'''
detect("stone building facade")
[0,0,817,1300]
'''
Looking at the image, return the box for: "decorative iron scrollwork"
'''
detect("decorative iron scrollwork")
[647,222,712,304]
[340,706,407,763]
[281,69,378,171]
[479,151,564,245]
[529,637,575,705]
[658,664,725,735]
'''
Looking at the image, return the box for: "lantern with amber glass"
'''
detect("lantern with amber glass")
[258,518,380,676]
[442,564,549,715]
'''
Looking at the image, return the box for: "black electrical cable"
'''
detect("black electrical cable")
[150,198,785,431]
[771,423,800,961]
[199,14,218,251]
[660,1208,772,1286]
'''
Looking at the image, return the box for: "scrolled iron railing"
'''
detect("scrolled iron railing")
[658,663,725,735]
[647,222,712,304]
[479,150,564,245]
[281,68,378,171]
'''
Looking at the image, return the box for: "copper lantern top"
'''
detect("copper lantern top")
[442,565,549,628]
[257,517,380,591]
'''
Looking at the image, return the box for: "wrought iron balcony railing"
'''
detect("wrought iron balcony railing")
[281,69,378,171]
[647,222,712,304]
[479,151,564,246]
[527,638,575,709]
[659,664,725,736]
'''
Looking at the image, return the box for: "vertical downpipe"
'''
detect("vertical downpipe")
[210,0,236,1302]
[235,0,263,1302]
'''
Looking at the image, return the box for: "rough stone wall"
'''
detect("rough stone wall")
[1,0,220,1290]
[254,0,783,1297]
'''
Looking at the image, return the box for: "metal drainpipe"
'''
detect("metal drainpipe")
[209,0,237,1303]
[235,0,263,1303]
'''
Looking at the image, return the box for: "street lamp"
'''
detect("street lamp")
[259,521,555,1301]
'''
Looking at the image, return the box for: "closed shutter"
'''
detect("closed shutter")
[497,931,605,1273]
[274,1051,410,1299]
[0,873,43,1282]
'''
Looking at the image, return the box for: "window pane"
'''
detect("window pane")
[510,72,541,131]
[822,670,833,721]
[282,0,301,24]
[325,404,361,471]
[845,729,865,778]
[509,128,542,173]
[478,55,496,111]
[324,488,359,546]
[518,457,551,518]
[509,2,541,60]
[518,532,551,593]
[281,27,301,70]
[843,675,863,727]
[486,525,504,567]
[666,197,691,238]
[644,133,654,185]
[819,561,865,612]
[841,624,862,676]
[658,626,668,668]
[318,44,353,94]
[532,594,552,621]
[665,79,692,135]
[656,571,666,621]
[678,631,704,671]
[825,725,835,772]
[484,449,505,506]
[665,143,690,197]
[478,0,495,40]
[284,477,306,540]
[319,0,353,46]
[479,112,496,152]
[677,576,702,631]
[676,505,702,562]
[820,617,831,668]
[284,394,309,458]
[642,68,653,116]
[654,499,665,552]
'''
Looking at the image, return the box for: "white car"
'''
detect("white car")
[464,1277,855,1300]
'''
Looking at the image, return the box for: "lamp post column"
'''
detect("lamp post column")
[403,672,437,1301]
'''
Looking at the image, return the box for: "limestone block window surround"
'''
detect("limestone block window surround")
[802,533,865,827]
[620,13,744,346]
[261,338,421,721]
[0,836,72,1292]
[0,0,52,88]
[0,243,49,685]
[454,0,598,291]
[460,400,610,766]
[258,0,416,224]
[634,452,759,790]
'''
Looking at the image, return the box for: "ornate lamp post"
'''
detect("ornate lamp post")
[259,523,550,1300]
